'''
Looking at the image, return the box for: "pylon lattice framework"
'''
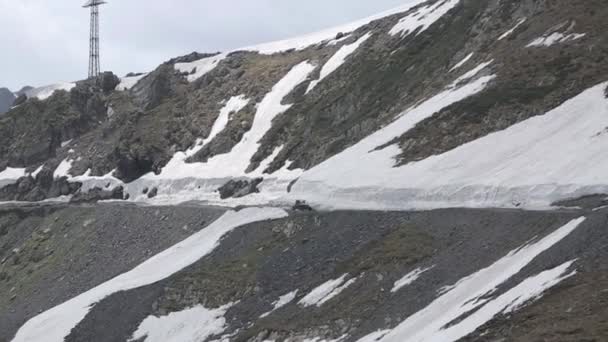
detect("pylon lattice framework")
[83,0,107,79]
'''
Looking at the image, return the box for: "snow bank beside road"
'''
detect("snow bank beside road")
[289,81,608,211]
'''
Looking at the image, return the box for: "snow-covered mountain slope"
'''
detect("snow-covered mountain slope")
[0,0,607,211]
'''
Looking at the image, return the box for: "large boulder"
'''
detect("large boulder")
[70,185,125,203]
[98,72,120,93]
[217,178,263,199]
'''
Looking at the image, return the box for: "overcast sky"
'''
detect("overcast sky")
[0,0,412,90]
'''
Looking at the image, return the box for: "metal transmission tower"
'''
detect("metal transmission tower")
[83,0,107,79]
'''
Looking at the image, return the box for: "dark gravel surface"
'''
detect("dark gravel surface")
[60,206,601,342]
[0,202,226,342]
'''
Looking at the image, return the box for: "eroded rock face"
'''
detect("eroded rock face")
[147,187,158,199]
[218,178,264,199]
[0,168,82,202]
[98,72,120,93]
[70,186,125,203]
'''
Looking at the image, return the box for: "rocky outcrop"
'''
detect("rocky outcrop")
[218,178,263,199]
[0,88,15,114]
[0,168,82,202]
[70,186,125,203]
[98,72,120,93]
[13,86,33,98]
[147,187,158,199]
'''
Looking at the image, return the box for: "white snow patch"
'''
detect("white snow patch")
[389,0,460,38]
[391,266,434,293]
[260,290,299,318]
[299,274,357,307]
[289,77,608,211]
[287,74,495,210]
[449,53,474,72]
[53,159,73,179]
[30,165,44,178]
[175,53,227,82]
[26,82,75,100]
[450,60,493,88]
[307,33,372,93]
[0,167,26,187]
[238,1,426,54]
[12,207,288,342]
[130,303,233,342]
[254,145,284,176]
[358,217,584,342]
[527,32,586,47]
[116,73,148,91]
[498,18,527,41]
[0,167,26,180]
[60,139,72,148]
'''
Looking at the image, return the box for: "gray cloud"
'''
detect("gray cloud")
[0,0,412,90]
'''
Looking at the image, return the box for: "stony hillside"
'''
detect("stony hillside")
[2,0,608,341]
[0,0,605,208]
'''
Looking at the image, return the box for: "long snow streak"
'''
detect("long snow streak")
[448,53,474,72]
[307,33,372,93]
[358,217,584,342]
[527,32,586,47]
[299,274,357,307]
[391,266,434,293]
[174,53,227,82]
[12,207,288,342]
[116,73,148,91]
[498,18,526,41]
[389,0,460,38]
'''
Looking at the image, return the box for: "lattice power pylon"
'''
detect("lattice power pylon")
[83,0,107,79]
